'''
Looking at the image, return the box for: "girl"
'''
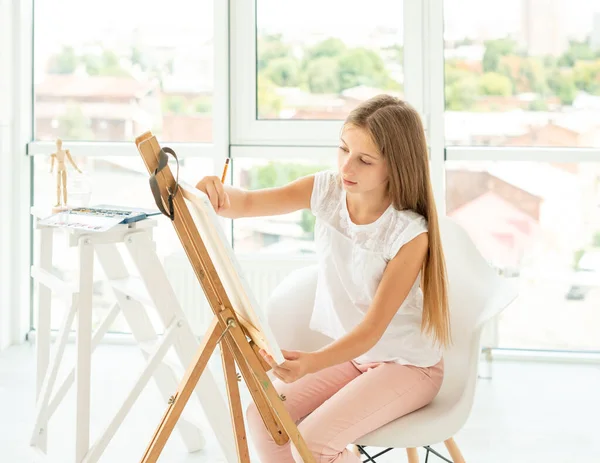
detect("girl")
[195,94,451,463]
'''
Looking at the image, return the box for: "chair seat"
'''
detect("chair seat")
[356,388,470,449]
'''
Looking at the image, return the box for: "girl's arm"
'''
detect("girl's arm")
[196,174,315,219]
[311,233,429,371]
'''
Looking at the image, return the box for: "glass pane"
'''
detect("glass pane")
[444,0,600,148]
[256,0,404,120]
[32,154,214,334]
[232,158,336,252]
[34,0,214,142]
[446,160,600,351]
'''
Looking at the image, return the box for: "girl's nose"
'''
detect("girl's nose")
[341,155,354,171]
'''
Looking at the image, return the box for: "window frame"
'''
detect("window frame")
[4,0,600,357]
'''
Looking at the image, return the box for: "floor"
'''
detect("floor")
[1,341,599,463]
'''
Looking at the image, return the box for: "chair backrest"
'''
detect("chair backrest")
[440,215,518,339]
[266,264,332,353]
[434,216,517,419]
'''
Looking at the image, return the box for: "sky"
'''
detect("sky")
[34,0,600,66]
[443,0,600,41]
[257,0,600,40]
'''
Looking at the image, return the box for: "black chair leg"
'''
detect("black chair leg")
[356,445,376,463]
[357,445,454,462]
[356,446,393,462]
[424,445,454,463]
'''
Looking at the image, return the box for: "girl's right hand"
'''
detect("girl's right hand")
[195,176,231,213]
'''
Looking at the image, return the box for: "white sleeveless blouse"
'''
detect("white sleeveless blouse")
[309,170,442,367]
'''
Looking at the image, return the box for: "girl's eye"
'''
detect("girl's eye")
[338,146,349,152]
[361,159,371,165]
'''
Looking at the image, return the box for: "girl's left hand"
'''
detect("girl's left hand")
[259,349,319,384]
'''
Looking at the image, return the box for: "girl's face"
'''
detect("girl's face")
[338,126,389,196]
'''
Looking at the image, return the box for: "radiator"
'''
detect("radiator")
[163,252,317,335]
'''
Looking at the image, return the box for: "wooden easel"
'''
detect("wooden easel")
[135,132,316,463]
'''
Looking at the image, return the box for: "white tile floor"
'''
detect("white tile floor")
[1,341,599,463]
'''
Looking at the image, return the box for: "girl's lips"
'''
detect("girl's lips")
[343,179,357,185]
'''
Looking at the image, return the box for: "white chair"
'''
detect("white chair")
[265,215,519,462]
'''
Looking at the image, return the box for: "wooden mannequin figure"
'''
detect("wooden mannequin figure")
[49,138,82,211]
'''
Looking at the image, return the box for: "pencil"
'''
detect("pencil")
[220,158,230,183]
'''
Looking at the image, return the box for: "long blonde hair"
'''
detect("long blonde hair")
[345,95,451,348]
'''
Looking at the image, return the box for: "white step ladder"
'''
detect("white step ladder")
[30,210,236,463]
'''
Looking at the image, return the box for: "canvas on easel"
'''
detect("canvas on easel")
[180,182,285,365]
[134,131,316,463]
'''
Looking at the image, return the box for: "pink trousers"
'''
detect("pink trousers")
[246,358,444,463]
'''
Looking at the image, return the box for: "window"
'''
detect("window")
[34,0,214,143]
[256,0,404,120]
[232,158,335,253]
[444,0,600,148]
[446,160,600,350]
[231,0,415,146]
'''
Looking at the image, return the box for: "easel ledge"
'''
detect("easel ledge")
[134,131,316,463]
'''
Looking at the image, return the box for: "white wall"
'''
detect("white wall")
[0,0,14,350]
[0,0,33,350]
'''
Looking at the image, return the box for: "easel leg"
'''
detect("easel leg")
[140,316,222,463]
[84,318,184,463]
[226,338,288,446]
[224,316,316,463]
[221,343,250,462]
